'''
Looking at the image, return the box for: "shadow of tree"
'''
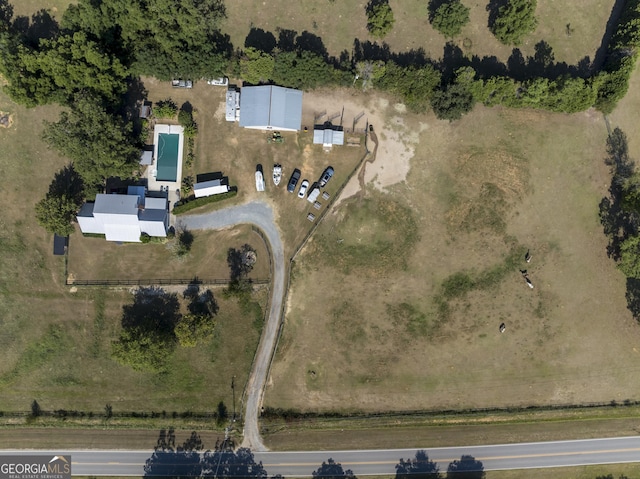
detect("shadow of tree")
[295,30,328,58]
[11,8,59,47]
[396,450,439,479]
[183,281,219,317]
[312,458,357,479]
[122,287,181,333]
[0,0,12,26]
[592,0,628,71]
[145,433,268,478]
[245,27,277,53]
[353,39,432,69]
[626,277,640,323]
[277,28,297,52]
[227,244,257,282]
[435,39,591,83]
[446,455,485,479]
[120,76,148,138]
[599,127,637,261]
[48,164,85,202]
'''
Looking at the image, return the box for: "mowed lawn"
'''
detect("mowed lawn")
[267,94,640,415]
[67,225,271,282]
[223,0,614,68]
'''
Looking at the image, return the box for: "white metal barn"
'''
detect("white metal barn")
[239,85,303,131]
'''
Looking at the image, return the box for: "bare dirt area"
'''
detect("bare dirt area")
[267,94,640,417]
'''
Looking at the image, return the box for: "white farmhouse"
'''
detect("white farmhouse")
[77,187,168,242]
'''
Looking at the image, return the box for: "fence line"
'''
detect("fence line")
[67,278,269,287]
[291,122,372,262]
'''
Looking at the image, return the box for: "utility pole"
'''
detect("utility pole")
[231,375,236,422]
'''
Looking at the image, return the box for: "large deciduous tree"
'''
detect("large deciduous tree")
[42,93,140,191]
[366,0,395,38]
[490,0,537,46]
[2,31,127,106]
[62,0,229,80]
[431,0,470,38]
[35,164,85,236]
[112,288,181,372]
[430,82,476,120]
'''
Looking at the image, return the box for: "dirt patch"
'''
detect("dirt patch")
[302,90,431,207]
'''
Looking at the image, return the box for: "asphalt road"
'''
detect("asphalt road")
[7,437,640,476]
[180,200,285,452]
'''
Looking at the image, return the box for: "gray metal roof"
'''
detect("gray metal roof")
[239,86,302,131]
[313,125,345,145]
[93,194,139,216]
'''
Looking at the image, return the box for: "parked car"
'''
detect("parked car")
[319,166,334,187]
[287,169,301,193]
[298,179,310,198]
[207,77,228,86]
[172,79,193,88]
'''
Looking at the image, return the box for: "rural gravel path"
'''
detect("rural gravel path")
[180,200,285,451]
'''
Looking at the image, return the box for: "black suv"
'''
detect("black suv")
[287,169,301,193]
[319,166,334,187]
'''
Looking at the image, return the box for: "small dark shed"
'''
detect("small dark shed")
[53,234,68,255]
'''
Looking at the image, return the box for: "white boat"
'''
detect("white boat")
[273,164,282,186]
[255,171,265,192]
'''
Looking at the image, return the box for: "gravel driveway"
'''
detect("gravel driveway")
[180,200,285,451]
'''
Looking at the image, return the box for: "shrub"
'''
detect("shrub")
[154,99,177,119]
[441,272,475,299]
[172,190,237,215]
[175,229,194,257]
[431,0,470,38]
[140,232,151,243]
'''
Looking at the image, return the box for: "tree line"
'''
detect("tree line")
[599,128,640,321]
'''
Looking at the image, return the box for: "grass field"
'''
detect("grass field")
[224,0,615,69]
[68,225,270,282]
[267,81,640,417]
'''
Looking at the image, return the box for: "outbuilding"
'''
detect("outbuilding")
[194,179,230,198]
[239,85,303,131]
[313,122,344,148]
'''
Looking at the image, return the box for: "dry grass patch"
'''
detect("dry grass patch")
[223,0,615,67]
[10,0,73,19]
[0,287,266,413]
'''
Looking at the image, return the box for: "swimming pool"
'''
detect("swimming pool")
[156,133,180,182]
